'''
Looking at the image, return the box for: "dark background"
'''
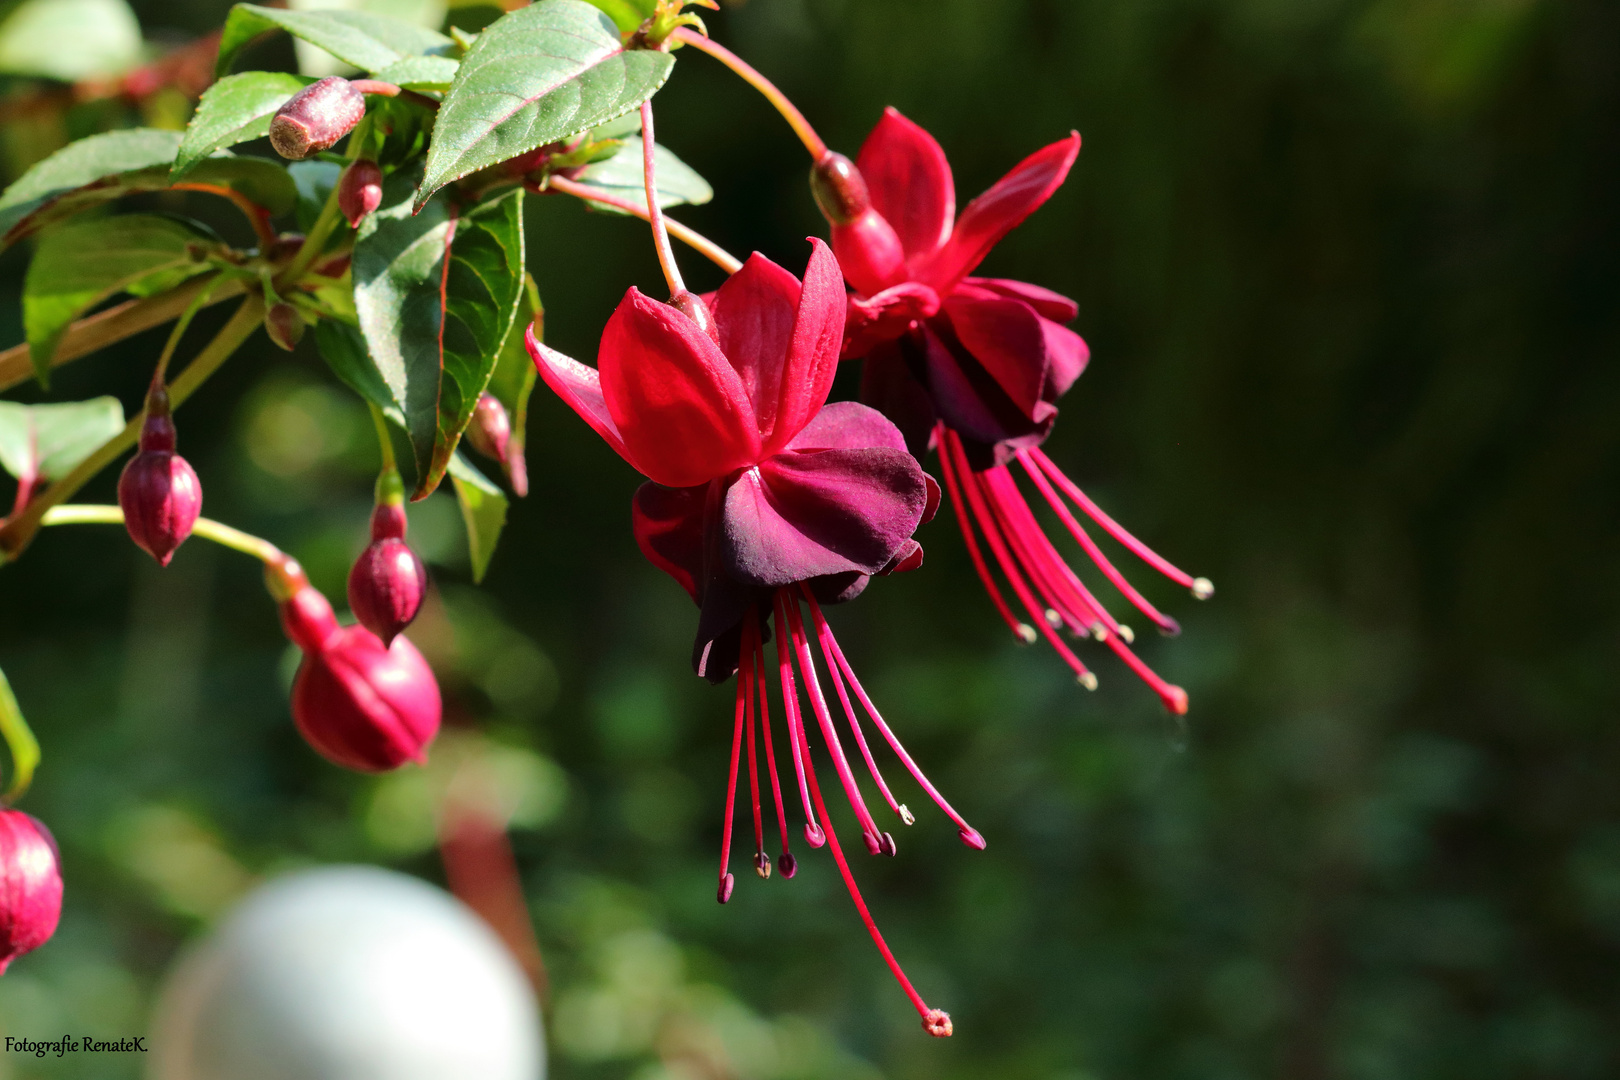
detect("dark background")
[1,0,1617,1077]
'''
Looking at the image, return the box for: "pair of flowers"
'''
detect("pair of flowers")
[530,109,1209,1035]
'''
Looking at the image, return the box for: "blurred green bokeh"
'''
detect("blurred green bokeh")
[1,0,1617,1077]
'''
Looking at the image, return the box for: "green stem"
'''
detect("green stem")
[0,665,39,804]
[41,504,285,563]
[152,274,228,387]
[0,295,266,563]
[369,402,396,472]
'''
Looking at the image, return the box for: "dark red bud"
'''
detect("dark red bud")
[809,151,871,225]
[265,303,305,351]
[670,290,720,346]
[0,810,63,975]
[347,525,427,646]
[777,851,797,878]
[717,872,734,904]
[285,583,440,772]
[118,402,200,567]
[269,77,366,160]
[339,160,384,228]
[464,393,511,464]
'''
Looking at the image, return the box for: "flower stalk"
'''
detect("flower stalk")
[672,28,826,160]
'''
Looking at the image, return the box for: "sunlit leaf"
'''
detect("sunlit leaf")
[573,138,712,211]
[0,0,141,84]
[416,0,673,210]
[173,72,315,179]
[215,3,456,76]
[0,396,125,482]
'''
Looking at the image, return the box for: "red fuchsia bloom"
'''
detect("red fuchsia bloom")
[0,809,62,975]
[274,559,440,773]
[118,390,201,567]
[347,497,428,646]
[529,239,964,1037]
[814,109,1212,714]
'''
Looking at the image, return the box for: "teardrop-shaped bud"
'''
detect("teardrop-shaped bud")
[282,582,440,772]
[339,160,384,228]
[0,810,63,975]
[464,393,511,464]
[117,395,200,566]
[265,302,305,351]
[347,503,427,646]
[269,77,366,160]
[810,151,871,225]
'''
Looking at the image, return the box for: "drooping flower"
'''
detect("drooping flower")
[814,109,1212,713]
[273,557,440,773]
[0,808,62,975]
[529,239,964,1037]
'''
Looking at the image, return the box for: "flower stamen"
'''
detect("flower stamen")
[772,591,825,848]
[752,623,796,876]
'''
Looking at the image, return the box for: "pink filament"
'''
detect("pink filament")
[742,618,766,861]
[754,623,792,860]
[934,423,1028,640]
[1031,446,1198,590]
[719,637,747,897]
[773,591,825,847]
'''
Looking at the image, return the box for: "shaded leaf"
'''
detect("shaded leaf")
[0,396,125,482]
[0,0,141,84]
[290,159,344,232]
[182,155,300,217]
[448,451,507,583]
[483,273,541,496]
[23,215,217,386]
[173,72,315,179]
[0,665,40,802]
[313,318,405,430]
[352,175,526,499]
[574,138,712,211]
[216,3,455,76]
[416,0,673,210]
[372,54,461,91]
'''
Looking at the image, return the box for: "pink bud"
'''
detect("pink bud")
[118,396,200,567]
[264,302,305,351]
[281,584,440,772]
[830,208,908,297]
[268,77,366,160]
[339,160,384,228]
[464,394,511,464]
[347,503,427,646]
[0,810,63,975]
[810,151,871,225]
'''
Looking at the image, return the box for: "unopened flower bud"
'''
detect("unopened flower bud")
[809,151,871,225]
[118,391,200,567]
[339,160,384,228]
[281,582,441,772]
[464,393,511,464]
[269,77,366,160]
[669,290,720,346]
[0,809,63,975]
[347,500,427,646]
[265,302,305,351]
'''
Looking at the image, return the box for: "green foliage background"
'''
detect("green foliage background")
[1,0,1617,1077]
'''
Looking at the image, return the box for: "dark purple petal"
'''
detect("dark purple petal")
[942,295,1048,420]
[960,276,1079,323]
[632,481,709,604]
[720,448,929,587]
[858,337,936,458]
[787,400,908,453]
[919,321,1052,450]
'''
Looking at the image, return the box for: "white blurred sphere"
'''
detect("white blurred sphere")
[148,865,544,1080]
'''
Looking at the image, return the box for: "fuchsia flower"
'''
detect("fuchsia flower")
[0,809,62,975]
[815,109,1212,713]
[118,392,201,567]
[529,239,968,1037]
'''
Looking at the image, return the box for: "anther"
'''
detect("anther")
[1044,608,1063,629]
[778,852,798,879]
[1163,685,1190,715]
[1159,616,1183,637]
[804,822,825,848]
[959,827,987,850]
[898,804,915,826]
[754,852,771,879]
[717,872,734,904]
[1191,577,1215,600]
[1078,672,1099,691]
[880,832,898,857]
[1015,623,1038,644]
[923,1009,954,1038]
[1117,624,1135,644]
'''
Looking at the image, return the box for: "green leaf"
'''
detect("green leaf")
[216,3,456,76]
[313,318,404,429]
[0,665,40,803]
[372,54,461,91]
[0,396,125,482]
[448,451,507,583]
[417,0,674,210]
[0,129,182,248]
[0,129,298,249]
[482,273,541,496]
[290,159,345,232]
[352,177,526,499]
[0,0,141,83]
[183,155,300,217]
[573,138,712,211]
[580,0,655,35]
[173,72,315,179]
[23,215,217,386]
